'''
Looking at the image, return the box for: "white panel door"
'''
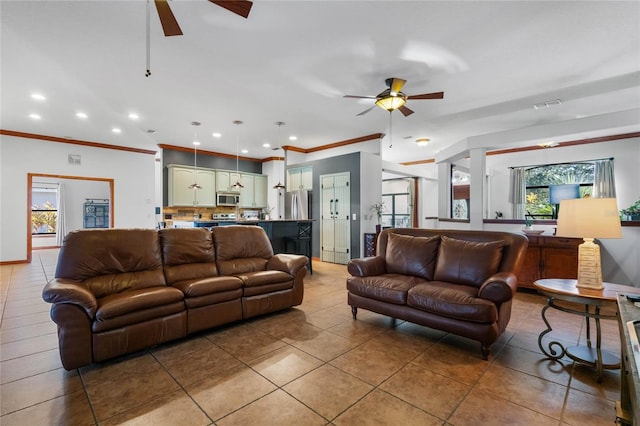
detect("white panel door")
[320,172,350,264]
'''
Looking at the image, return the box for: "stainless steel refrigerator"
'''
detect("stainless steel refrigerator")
[288,189,311,220]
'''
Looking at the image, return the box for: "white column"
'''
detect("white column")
[469,148,486,229]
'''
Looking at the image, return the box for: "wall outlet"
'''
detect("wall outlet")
[352,213,356,220]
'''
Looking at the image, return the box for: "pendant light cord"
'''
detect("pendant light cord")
[388,111,393,148]
[145,0,151,77]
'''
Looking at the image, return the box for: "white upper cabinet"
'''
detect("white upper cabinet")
[168,165,216,207]
[288,166,312,191]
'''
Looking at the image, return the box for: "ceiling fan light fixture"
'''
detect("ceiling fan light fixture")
[375,95,406,111]
[416,138,430,146]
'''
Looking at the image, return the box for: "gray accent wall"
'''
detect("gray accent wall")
[288,152,362,260]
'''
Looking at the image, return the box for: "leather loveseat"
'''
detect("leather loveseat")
[42,225,308,370]
[347,228,528,359]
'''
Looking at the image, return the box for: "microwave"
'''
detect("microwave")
[217,193,240,206]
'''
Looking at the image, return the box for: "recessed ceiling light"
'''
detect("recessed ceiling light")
[128,113,139,120]
[76,112,88,119]
[416,138,430,146]
[146,129,157,134]
[289,136,297,141]
[263,143,271,148]
[241,149,248,154]
[212,132,221,138]
[29,113,41,120]
[193,141,201,146]
[111,127,121,134]
[31,93,46,101]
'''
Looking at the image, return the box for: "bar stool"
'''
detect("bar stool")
[283,222,312,274]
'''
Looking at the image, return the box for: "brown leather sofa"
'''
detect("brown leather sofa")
[42,225,308,370]
[347,228,528,359]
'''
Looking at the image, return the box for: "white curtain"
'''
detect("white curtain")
[508,167,526,219]
[593,158,616,198]
[55,183,66,246]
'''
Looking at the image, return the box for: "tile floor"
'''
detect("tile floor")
[0,249,625,425]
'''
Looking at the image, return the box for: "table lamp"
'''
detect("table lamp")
[556,198,622,290]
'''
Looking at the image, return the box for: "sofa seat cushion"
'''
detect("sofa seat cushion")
[407,281,497,323]
[171,276,243,298]
[93,287,184,332]
[237,270,293,296]
[347,274,427,304]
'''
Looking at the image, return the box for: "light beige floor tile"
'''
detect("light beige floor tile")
[475,364,567,420]
[100,389,211,426]
[413,342,491,385]
[562,387,617,426]
[206,323,286,362]
[247,345,323,386]
[493,344,572,386]
[216,389,326,426]
[151,337,242,386]
[1,348,62,384]
[283,364,373,420]
[0,310,52,330]
[0,332,59,361]
[381,362,469,420]
[285,329,360,361]
[333,389,442,426]
[0,320,57,344]
[0,390,94,426]
[81,354,181,421]
[0,368,83,416]
[449,387,560,426]
[186,365,276,421]
[330,340,408,386]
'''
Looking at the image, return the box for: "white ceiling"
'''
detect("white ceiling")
[2,1,639,164]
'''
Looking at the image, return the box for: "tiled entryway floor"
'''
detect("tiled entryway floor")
[1,249,624,425]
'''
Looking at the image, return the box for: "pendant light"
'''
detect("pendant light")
[273,121,286,190]
[231,120,244,189]
[188,121,202,189]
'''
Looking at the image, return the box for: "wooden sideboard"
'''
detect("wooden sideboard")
[518,235,583,290]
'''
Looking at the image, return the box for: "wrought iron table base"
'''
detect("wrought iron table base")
[538,296,619,383]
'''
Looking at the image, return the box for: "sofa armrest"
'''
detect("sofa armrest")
[267,253,308,276]
[478,272,518,304]
[347,256,386,277]
[42,279,98,318]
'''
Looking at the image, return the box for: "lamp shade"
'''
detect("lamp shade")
[375,95,406,111]
[549,184,580,204]
[556,198,622,239]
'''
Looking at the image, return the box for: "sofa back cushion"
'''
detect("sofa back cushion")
[434,236,505,287]
[212,225,273,275]
[159,228,218,284]
[385,233,440,280]
[55,229,166,298]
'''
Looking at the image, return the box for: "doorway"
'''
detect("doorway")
[28,173,114,262]
[320,172,350,264]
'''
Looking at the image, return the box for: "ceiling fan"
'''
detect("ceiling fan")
[154,0,253,36]
[344,77,444,117]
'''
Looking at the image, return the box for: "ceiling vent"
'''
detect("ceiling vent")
[533,99,562,110]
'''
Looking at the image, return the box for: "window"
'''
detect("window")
[525,162,594,218]
[381,193,412,228]
[32,187,58,234]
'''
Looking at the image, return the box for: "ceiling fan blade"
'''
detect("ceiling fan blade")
[408,91,444,100]
[357,106,376,116]
[398,105,414,117]
[389,78,406,94]
[155,0,183,36]
[209,0,253,18]
[343,95,377,99]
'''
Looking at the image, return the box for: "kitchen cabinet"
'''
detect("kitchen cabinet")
[518,235,582,289]
[239,173,267,208]
[215,170,241,193]
[288,166,313,191]
[168,165,216,207]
